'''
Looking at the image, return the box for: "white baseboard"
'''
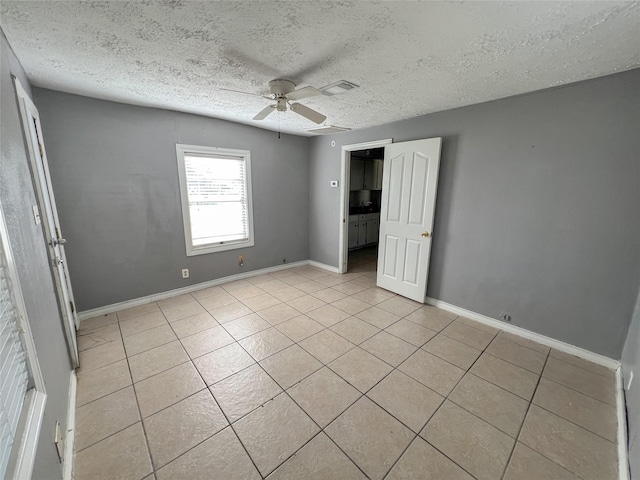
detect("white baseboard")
[426,297,620,371]
[79,260,334,321]
[616,367,630,480]
[62,370,76,480]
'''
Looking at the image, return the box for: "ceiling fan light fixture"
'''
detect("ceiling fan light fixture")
[305,125,351,135]
[319,80,359,96]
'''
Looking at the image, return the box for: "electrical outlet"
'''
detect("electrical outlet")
[238,255,244,266]
[628,371,634,390]
[181,268,189,278]
[54,421,63,462]
[499,312,512,322]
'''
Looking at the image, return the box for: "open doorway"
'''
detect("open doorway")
[338,139,392,274]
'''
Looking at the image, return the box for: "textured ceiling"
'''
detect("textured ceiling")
[1,1,639,136]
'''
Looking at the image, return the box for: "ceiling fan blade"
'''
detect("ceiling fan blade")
[289,103,326,124]
[220,87,269,99]
[253,105,276,120]
[286,86,321,101]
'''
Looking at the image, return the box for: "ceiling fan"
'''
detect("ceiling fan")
[222,79,327,124]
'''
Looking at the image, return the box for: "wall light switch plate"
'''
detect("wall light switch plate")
[330,180,339,187]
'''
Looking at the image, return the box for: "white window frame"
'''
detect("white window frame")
[176,144,255,256]
[0,200,47,480]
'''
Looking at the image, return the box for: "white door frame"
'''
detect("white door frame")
[14,78,80,368]
[338,138,393,273]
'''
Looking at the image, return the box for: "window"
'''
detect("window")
[176,144,254,256]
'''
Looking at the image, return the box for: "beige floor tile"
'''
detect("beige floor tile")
[144,390,228,468]
[325,396,413,480]
[311,287,348,303]
[329,347,393,393]
[286,294,326,313]
[350,275,377,288]
[276,315,325,342]
[332,296,371,315]
[355,306,401,329]
[441,320,496,350]
[247,273,276,284]
[210,363,282,422]
[471,353,539,400]
[456,316,500,335]
[385,318,437,347]
[242,292,281,311]
[332,282,368,296]
[421,400,514,480]
[222,279,254,291]
[135,362,206,417]
[75,386,140,451]
[398,349,464,396]
[296,280,326,294]
[194,342,255,385]
[156,293,195,310]
[156,427,261,480]
[376,297,421,317]
[254,279,288,292]
[368,370,443,432]
[299,329,355,364]
[76,359,132,406]
[386,436,474,480]
[180,324,235,358]
[161,300,207,322]
[360,331,417,366]
[123,324,177,357]
[116,302,160,322]
[306,304,351,327]
[271,285,306,302]
[268,432,366,480]
[314,275,348,287]
[196,291,237,310]
[74,423,152,480]
[209,301,253,324]
[449,373,528,437]
[405,307,455,332]
[422,334,481,370]
[230,284,266,301]
[258,303,301,325]
[223,313,271,340]
[280,273,310,286]
[542,356,615,405]
[350,287,395,305]
[519,405,617,480]
[496,331,550,354]
[533,377,617,441]
[234,393,319,476]
[239,327,294,361]
[330,317,380,344]
[129,341,189,382]
[549,349,615,378]
[119,311,167,337]
[260,344,323,389]
[169,312,218,338]
[288,367,361,427]
[77,323,120,351]
[504,443,580,480]
[191,285,225,300]
[486,336,547,374]
[78,339,125,373]
[79,312,118,333]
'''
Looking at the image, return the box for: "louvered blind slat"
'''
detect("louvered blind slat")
[184,155,249,246]
[0,259,29,479]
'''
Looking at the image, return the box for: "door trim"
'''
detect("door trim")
[338,139,393,273]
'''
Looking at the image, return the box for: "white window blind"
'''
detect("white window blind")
[0,256,30,479]
[177,145,254,256]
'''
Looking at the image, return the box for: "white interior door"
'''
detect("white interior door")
[376,138,442,302]
[14,79,79,368]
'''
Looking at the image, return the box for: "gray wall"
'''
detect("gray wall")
[32,89,310,311]
[622,289,640,478]
[1,32,72,479]
[309,69,640,359]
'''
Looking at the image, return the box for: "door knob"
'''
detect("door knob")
[421,232,430,238]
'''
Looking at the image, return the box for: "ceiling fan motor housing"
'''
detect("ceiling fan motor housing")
[269,79,296,98]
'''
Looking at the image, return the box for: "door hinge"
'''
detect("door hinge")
[70,301,75,313]
[38,143,44,158]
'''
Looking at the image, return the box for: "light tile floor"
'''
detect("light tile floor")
[74,248,619,480]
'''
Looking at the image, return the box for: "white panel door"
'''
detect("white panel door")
[376,138,442,302]
[14,79,79,368]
